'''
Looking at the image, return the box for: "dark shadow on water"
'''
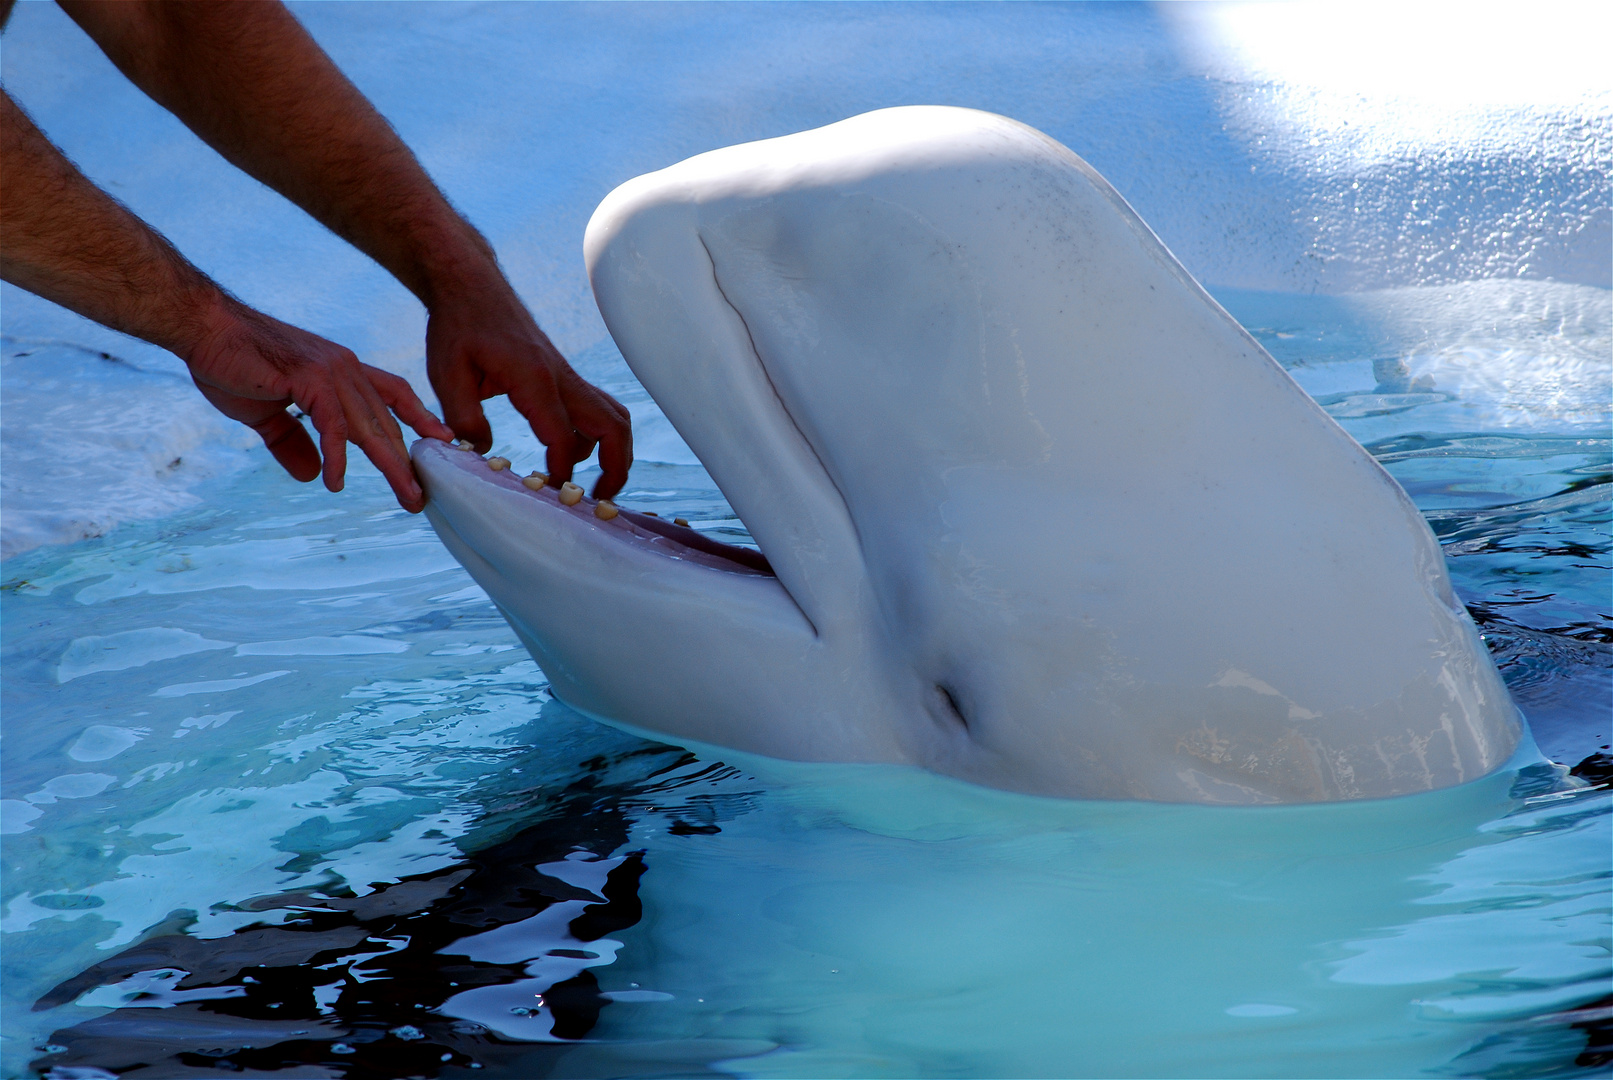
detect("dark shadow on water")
[29,737,767,1079]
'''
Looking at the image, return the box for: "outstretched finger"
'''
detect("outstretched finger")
[364,364,454,443]
[307,394,349,494]
[508,373,584,488]
[334,367,424,511]
[563,381,634,499]
[592,425,632,500]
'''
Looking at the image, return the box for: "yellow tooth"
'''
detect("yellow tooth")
[521,472,547,490]
[643,511,659,517]
[674,517,689,527]
[594,499,619,521]
[559,482,583,506]
[455,439,475,451]
[487,457,510,471]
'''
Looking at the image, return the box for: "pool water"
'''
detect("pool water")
[2,278,1608,1079]
[2,3,1609,1077]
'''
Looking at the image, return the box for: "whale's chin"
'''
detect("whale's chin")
[415,106,1523,804]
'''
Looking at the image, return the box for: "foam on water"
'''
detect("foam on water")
[0,338,258,559]
[2,3,1609,1077]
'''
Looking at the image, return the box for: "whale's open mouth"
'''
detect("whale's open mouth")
[413,419,879,771]
[417,441,774,579]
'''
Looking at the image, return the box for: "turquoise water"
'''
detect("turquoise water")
[2,281,1608,1078]
[2,2,1609,1075]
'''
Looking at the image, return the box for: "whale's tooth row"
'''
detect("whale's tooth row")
[482,453,650,526]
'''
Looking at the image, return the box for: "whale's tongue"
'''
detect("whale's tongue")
[616,507,773,576]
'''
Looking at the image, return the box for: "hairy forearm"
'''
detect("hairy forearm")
[0,90,222,355]
[58,0,500,309]
[38,0,633,494]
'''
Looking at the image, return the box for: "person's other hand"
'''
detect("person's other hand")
[425,284,632,500]
[186,299,455,512]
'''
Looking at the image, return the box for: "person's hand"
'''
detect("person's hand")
[425,283,633,500]
[186,298,455,512]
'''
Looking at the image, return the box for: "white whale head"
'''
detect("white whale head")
[415,106,1522,803]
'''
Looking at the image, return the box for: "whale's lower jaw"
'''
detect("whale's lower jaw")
[414,439,1520,805]
[414,439,917,770]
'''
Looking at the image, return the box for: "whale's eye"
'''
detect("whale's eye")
[937,685,970,733]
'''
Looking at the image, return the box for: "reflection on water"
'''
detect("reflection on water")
[28,738,773,1078]
[2,280,1609,1078]
[16,742,1610,1079]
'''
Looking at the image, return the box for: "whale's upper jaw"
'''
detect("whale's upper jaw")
[415,441,773,577]
[420,105,1523,803]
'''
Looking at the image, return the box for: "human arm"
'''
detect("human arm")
[0,89,449,510]
[59,0,633,497]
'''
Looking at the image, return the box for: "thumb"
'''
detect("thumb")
[252,410,322,483]
[195,379,322,483]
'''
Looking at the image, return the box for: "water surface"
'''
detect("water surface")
[1,3,1608,1076]
[3,280,1608,1078]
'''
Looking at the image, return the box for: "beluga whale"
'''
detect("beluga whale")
[414,106,1522,804]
